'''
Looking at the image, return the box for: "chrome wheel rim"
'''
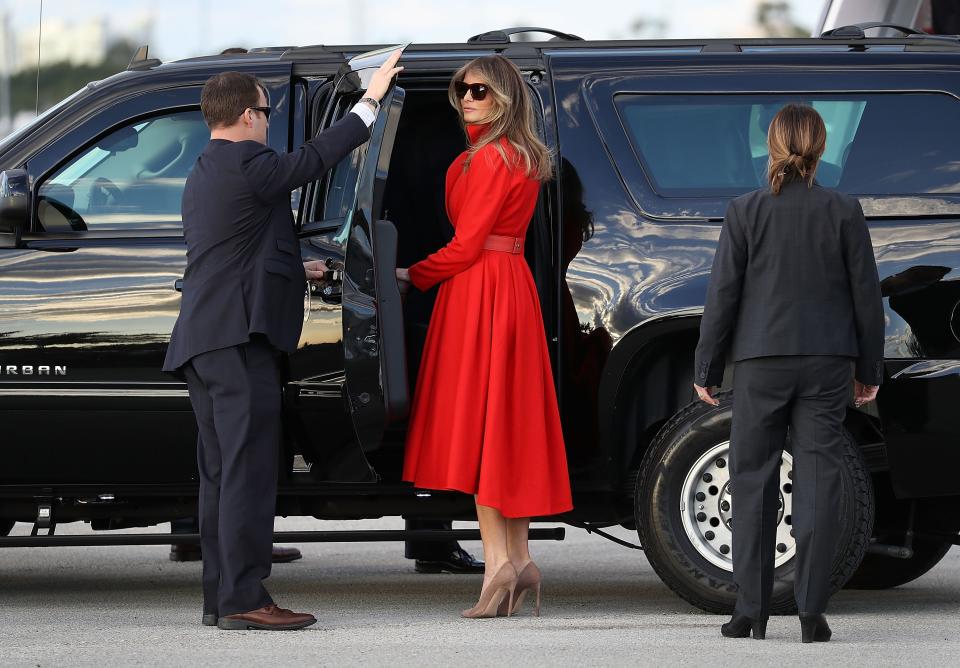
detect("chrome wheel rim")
[680,441,796,571]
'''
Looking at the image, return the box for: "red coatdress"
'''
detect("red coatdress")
[402,123,573,518]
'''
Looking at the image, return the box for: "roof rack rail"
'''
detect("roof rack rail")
[127,45,162,71]
[247,46,297,53]
[822,22,960,43]
[468,27,583,44]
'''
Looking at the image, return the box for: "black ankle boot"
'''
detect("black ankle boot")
[799,614,832,643]
[721,614,768,639]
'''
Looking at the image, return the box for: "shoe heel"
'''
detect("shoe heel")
[533,583,541,617]
[752,619,767,640]
[505,585,516,618]
[217,618,249,631]
[799,614,831,643]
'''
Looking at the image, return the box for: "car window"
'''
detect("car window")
[615,93,960,197]
[308,95,365,242]
[36,109,208,232]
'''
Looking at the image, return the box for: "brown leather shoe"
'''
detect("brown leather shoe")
[217,604,316,631]
[271,546,302,563]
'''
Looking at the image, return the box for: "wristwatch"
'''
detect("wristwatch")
[359,97,380,113]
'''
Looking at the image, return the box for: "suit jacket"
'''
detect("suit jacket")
[694,180,884,388]
[163,113,370,374]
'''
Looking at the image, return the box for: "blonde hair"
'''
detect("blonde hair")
[448,55,553,182]
[767,103,826,195]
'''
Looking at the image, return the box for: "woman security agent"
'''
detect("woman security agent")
[692,104,884,642]
[396,55,572,618]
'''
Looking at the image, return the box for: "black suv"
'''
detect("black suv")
[2,25,959,614]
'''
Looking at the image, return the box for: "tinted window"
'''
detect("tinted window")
[309,95,365,244]
[615,93,960,197]
[319,96,365,221]
[37,110,208,232]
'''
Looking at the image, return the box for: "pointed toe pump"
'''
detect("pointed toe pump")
[498,560,542,617]
[461,562,517,619]
[721,614,768,640]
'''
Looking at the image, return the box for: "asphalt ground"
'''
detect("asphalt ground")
[1,516,957,667]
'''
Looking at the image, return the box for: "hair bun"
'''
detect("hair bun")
[766,103,826,194]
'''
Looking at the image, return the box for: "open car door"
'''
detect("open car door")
[338,46,410,454]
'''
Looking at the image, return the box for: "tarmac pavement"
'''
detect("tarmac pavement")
[1,516,957,667]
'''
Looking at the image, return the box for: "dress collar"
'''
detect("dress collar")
[465,122,492,143]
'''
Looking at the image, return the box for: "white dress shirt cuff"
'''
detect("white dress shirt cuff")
[350,103,377,128]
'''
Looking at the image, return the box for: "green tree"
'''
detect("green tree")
[10,39,139,115]
[756,1,810,38]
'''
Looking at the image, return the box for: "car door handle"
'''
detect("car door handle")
[174,278,183,292]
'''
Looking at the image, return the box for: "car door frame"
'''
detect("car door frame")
[291,46,409,479]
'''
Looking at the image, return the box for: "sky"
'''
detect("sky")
[2,0,826,62]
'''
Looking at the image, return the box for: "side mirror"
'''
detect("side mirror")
[0,168,29,237]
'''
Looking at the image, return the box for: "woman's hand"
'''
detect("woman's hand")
[396,267,411,296]
[694,383,719,406]
[366,50,404,102]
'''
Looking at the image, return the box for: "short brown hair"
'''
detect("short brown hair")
[200,71,266,129]
[767,103,826,195]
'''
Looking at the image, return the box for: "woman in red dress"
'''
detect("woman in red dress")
[396,55,572,618]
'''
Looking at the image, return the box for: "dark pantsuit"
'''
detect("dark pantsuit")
[182,337,282,617]
[730,355,853,618]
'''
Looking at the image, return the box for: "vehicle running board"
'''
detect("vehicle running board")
[865,542,914,559]
[865,498,917,559]
[0,527,565,548]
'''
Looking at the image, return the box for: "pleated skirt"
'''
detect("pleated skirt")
[402,250,573,518]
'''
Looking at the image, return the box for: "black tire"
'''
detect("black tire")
[635,392,874,614]
[845,539,953,589]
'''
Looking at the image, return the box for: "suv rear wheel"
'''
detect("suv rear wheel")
[635,393,874,614]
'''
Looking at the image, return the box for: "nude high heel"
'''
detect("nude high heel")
[461,562,517,619]
[498,560,542,617]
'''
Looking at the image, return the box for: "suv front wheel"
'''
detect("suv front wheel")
[635,393,873,614]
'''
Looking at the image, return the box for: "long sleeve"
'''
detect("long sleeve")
[842,198,885,385]
[240,112,370,203]
[408,148,512,291]
[694,200,749,387]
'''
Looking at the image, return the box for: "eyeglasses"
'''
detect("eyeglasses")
[453,81,489,101]
[247,105,271,120]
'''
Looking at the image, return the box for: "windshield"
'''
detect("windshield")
[0,86,90,159]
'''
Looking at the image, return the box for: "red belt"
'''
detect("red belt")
[483,234,524,254]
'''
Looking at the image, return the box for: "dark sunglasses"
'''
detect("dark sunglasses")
[454,81,489,101]
[247,105,271,119]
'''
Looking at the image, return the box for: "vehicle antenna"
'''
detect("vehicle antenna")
[35,0,43,116]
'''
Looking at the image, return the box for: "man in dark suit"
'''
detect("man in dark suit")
[692,102,884,642]
[163,51,403,631]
